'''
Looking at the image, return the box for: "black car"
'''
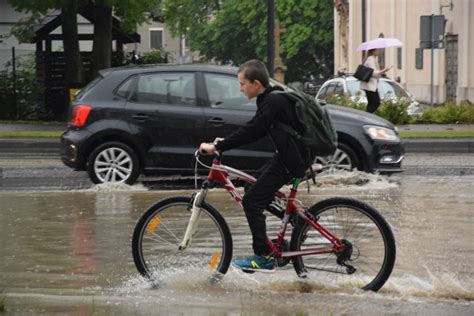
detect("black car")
[61,64,404,184]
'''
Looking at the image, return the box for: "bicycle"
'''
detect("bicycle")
[132,150,396,291]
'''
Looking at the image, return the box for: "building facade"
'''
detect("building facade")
[334,0,473,104]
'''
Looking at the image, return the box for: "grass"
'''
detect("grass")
[0,131,62,138]
[399,130,474,138]
[0,120,65,126]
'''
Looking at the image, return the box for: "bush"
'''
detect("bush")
[139,49,171,64]
[420,100,474,123]
[325,95,365,111]
[375,99,415,124]
[324,95,413,124]
[0,53,42,120]
[324,95,474,124]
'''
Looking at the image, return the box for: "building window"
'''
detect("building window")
[397,47,402,69]
[150,29,164,49]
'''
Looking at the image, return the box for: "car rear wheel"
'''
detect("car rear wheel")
[87,142,140,185]
[314,143,359,173]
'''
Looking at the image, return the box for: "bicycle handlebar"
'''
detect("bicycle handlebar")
[197,142,221,157]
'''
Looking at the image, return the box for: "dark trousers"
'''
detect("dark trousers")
[242,156,293,256]
[365,89,381,113]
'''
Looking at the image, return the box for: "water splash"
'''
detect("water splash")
[118,267,473,302]
[314,170,399,190]
[81,182,149,192]
[383,273,474,301]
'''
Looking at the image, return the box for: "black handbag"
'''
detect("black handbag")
[354,64,374,82]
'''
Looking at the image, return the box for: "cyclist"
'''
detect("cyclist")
[199,59,311,272]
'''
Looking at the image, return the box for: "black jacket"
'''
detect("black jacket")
[214,86,309,177]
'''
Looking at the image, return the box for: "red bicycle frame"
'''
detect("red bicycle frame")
[204,155,345,259]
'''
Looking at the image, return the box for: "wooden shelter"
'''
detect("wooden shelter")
[29,10,140,119]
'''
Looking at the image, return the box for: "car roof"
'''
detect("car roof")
[325,75,392,83]
[100,64,239,77]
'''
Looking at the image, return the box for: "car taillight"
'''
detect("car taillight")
[70,105,92,127]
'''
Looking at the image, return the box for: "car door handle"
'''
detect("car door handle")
[208,118,225,125]
[132,113,150,121]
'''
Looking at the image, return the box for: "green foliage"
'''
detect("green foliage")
[7,0,158,38]
[375,99,415,124]
[114,0,161,32]
[328,95,474,124]
[325,95,365,111]
[420,100,474,124]
[0,54,43,120]
[160,0,334,82]
[139,49,171,64]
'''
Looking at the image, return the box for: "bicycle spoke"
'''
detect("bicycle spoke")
[292,198,395,291]
[132,197,232,279]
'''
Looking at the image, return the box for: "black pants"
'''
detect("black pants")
[242,156,293,256]
[365,89,381,113]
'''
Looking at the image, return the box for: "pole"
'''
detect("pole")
[362,0,367,61]
[430,14,434,107]
[267,0,275,77]
[12,46,17,110]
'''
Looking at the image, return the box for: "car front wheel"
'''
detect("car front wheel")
[314,143,360,173]
[87,142,140,185]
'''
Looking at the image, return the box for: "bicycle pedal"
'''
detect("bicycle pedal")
[241,268,256,274]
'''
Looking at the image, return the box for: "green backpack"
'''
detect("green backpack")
[271,90,338,159]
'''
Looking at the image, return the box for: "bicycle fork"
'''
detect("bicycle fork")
[178,185,209,250]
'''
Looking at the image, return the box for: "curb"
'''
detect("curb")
[0,138,59,154]
[402,138,474,153]
[1,138,474,154]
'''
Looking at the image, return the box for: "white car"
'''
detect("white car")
[315,76,422,116]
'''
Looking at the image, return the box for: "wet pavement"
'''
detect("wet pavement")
[0,172,473,315]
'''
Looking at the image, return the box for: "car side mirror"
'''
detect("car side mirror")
[318,99,327,106]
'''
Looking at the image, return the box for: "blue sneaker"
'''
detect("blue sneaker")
[232,254,275,273]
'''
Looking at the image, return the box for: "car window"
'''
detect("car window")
[75,75,103,100]
[334,82,344,96]
[317,85,329,99]
[378,81,405,99]
[319,83,339,100]
[385,81,409,98]
[346,80,362,96]
[204,73,255,110]
[131,72,196,105]
[115,76,135,99]
[326,83,337,96]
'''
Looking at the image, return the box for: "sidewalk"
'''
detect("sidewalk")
[0,123,473,154]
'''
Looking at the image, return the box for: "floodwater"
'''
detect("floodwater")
[0,172,473,315]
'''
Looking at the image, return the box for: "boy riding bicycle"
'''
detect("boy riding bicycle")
[199,59,310,272]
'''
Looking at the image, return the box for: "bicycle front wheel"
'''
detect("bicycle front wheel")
[291,198,396,292]
[132,196,233,280]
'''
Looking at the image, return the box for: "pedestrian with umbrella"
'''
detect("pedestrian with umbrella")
[357,38,402,113]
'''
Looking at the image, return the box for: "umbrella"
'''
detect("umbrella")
[357,38,403,51]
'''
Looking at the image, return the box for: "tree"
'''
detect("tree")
[62,0,84,85]
[91,0,158,75]
[159,0,334,82]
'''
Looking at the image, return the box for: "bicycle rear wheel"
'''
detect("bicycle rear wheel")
[132,196,233,281]
[291,197,396,291]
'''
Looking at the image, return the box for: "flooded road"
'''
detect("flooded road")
[0,173,473,315]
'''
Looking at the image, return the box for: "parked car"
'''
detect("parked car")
[60,64,404,185]
[315,75,422,116]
